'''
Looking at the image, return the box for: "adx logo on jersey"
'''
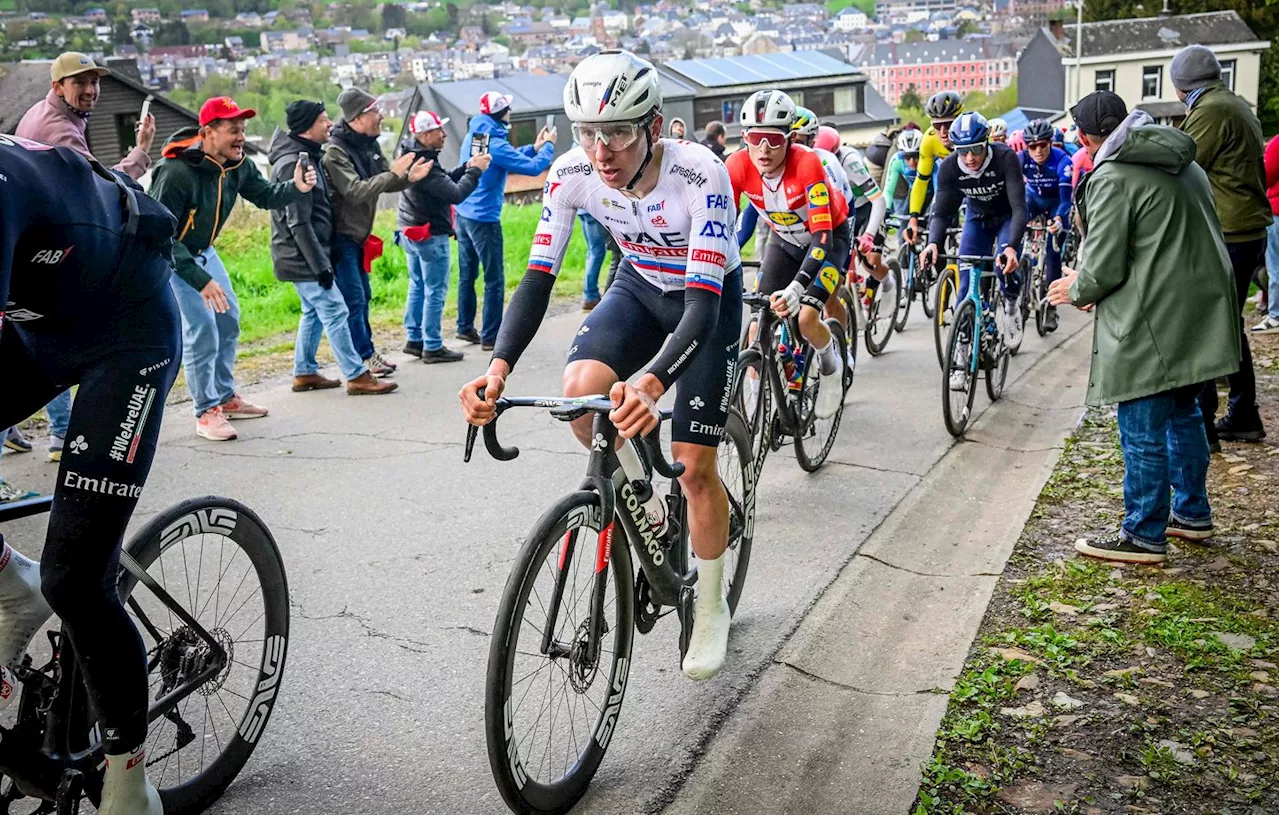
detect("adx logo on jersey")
[698,221,729,240]
[110,384,157,464]
[31,246,74,265]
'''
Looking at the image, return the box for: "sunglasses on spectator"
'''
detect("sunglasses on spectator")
[744,129,788,149]
[954,143,988,157]
[1027,140,1051,150]
[573,121,645,151]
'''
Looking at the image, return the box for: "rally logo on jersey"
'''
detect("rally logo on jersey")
[769,212,801,226]
[819,264,840,294]
[32,246,73,265]
[807,182,829,208]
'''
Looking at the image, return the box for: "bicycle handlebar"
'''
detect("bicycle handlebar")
[0,495,53,523]
[463,394,685,479]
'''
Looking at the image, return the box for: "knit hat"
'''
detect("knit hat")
[338,87,379,122]
[286,100,325,135]
[1170,45,1221,92]
[1070,90,1127,138]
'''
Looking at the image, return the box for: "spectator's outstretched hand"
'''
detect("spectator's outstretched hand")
[468,153,493,172]
[293,159,317,192]
[135,114,156,154]
[1047,266,1088,309]
[391,152,416,178]
[407,158,433,183]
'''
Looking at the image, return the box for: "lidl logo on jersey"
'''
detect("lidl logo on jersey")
[31,246,73,265]
[110,384,157,464]
[768,211,801,226]
[807,183,829,208]
[819,264,840,294]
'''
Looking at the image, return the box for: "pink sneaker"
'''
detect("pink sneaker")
[219,394,269,419]
[196,407,237,441]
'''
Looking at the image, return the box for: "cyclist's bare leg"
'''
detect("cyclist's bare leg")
[825,289,847,328]
[796,302,832,350]
[562,359,620,447]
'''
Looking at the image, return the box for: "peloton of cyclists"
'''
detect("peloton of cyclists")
[1018,118,1074,332]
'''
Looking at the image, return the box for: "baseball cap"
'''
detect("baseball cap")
[1070,90,1127,138]
[409,110,450,134]
[199,96,257,127]
[51,52,110,82]
[478,91,513,116]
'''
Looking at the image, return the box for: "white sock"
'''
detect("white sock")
[0,539,52,672]
[879,271,895,291]
[99,745,163,815]
[682,555,732,681]
[816,335,839,376]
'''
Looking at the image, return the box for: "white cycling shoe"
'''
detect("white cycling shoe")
[682,555,731,681]
[949,342,971,391]
[99,746,164,815]
[0,540,53,675]
[814,355,845,419]
[1004,299,1023,346]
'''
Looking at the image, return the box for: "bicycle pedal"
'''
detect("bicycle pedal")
[54,770,83,815]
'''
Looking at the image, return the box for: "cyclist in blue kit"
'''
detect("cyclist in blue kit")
[0,134,181,815]
[1020,118,1073,332]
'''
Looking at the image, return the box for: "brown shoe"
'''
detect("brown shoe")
[292,373,341,392]
[347,371,399,395]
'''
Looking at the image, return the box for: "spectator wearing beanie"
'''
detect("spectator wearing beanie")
[1172,44,1272,446]
[396,110,491,363]
[268,100,396,395]
[323,87,432,378]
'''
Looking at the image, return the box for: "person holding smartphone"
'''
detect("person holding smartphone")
[454,91,558,350]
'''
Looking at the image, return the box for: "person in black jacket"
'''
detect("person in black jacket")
[269,100,396,395]
[397,109,491,363]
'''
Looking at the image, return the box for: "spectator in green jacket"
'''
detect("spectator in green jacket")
[1049,91,1238,565]
[149,96,316,442]
[1171,44,1272,448]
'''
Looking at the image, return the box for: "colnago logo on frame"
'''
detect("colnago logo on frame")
[110,385,157,463]
[619,480,664,565]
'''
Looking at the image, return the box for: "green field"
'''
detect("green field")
[825,0,877,17]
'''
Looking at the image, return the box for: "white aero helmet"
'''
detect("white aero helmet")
[897,128,923,154]
[740,89,796,130]
[988,117,1009,140]
[564,50,662,124]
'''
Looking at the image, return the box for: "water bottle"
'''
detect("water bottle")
[790,348,807,392]
[778,341,796,384]
[615,440,668,537]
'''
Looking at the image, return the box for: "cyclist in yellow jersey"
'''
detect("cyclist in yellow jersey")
[905,91,963,244]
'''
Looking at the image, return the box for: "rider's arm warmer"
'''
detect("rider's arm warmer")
[1001,149,1029,252]
[490,270,555,370]
[796,226,834,289]
[926,159,961,248]
[646,286,720,391]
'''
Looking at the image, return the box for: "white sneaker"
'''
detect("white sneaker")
[98,745,163,815]
[0,542,53,672]
[814,355,845,419]
[1251,316,1279,334]
[683,555,732,681]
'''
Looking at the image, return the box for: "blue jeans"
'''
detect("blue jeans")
[333,235,375,361]
[579,213,608,302]
[169,247,240,416]
[1026,196,1065,286]
[45,389,71,438]
[1117,385,1212,552]
[403,235,452,351]
[1267,216,1278,321]
[293,281,366,381]
[957,216,1019,301]
[455,215,506,343]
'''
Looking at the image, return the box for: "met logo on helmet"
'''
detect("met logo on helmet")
[31,246,73,265]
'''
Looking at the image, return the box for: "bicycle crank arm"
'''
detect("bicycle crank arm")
[54,770,83,815]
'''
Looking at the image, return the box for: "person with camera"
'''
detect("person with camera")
[269,100,397,396]
[397,109,492,363]
[454,91,557,350]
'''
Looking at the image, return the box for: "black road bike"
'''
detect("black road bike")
[1023,217,1065,338]
[733,291,851,474]
[469,397,755,815]
[0,495,288,815]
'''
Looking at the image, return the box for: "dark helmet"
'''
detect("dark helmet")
[1024,119,1055,143]
[924,91,963,121]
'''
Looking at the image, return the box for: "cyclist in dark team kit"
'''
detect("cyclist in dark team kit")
[0,134,181,815]
[1019,118,1073,332]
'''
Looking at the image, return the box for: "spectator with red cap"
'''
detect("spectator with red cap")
[150,96,318,441]
[397,109,491,363]
[454,90,558,350]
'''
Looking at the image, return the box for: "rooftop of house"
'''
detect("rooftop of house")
[1048,11,1263,58]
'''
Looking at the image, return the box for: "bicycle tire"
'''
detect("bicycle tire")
[943,301,979,438]
[933,269,957,370]
[713,410,756,615]
[917,252,936,320]
[986,288,1010,403]
[836,285,858,374]
[795,319,847,472]
[486,490,635,815]
[732,347,772,476]
[891,258,911,333]
[115,496,289,814]
[864,269,897,356]
[1032,260,1048,338]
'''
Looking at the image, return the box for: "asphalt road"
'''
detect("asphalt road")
[0,294,1089,815]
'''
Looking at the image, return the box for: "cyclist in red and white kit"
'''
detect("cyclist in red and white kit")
[726,89,849,419]
[459,50,741,681]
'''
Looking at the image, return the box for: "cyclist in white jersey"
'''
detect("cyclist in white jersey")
[460,50,742,682]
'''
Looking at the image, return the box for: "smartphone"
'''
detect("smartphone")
[543,114,555,131]
[470,133,490,157]
[298,151,312,174]
[140,94,153,122]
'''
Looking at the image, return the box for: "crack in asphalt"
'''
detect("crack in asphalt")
[857,551,1003,579]
[824,458,925,478]
[962,438,1066,454]
[778,660,948,697]
[1001,397,1088,411]
[364,688,413,704]
[291,602,434,654]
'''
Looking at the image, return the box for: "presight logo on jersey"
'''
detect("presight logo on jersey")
[32,246,73,265]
